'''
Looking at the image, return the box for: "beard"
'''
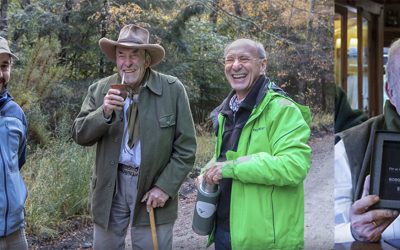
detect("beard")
[0,78,5,91]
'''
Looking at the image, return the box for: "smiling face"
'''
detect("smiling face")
[224,39,267,100]
[0,53,11,91]
[116,46,150,88]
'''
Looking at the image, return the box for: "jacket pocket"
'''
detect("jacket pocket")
[159,114,176,128]
[6,173,27,223]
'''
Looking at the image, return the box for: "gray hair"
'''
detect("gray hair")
[224,38,268,59]
[386,39,400,93]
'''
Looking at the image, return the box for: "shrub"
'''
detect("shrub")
[22,137,94,239]
[310,112,333,132]
[192,133,215,177]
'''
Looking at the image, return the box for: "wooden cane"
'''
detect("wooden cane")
[149,207,159,250]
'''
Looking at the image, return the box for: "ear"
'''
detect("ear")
[260,58,267,75]
[145,53,151,68]
[145,58,151,68]
[385,81,393,99]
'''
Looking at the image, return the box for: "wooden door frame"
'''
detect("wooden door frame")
[335,0,384,116]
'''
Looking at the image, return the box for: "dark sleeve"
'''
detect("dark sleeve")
[335,85,368,133]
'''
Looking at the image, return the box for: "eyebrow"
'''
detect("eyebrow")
[117,48,140,54]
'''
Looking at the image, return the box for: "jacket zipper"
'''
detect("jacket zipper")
[271,186,275,244]
[0,144,9,236]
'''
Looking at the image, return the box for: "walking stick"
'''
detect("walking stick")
[149,207,159,250]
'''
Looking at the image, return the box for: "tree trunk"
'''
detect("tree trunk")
[298,68,306,104]
[0,0,8,39]
[20,0,30,9]
[232,0,242,16]
[307,0,316,41]
[59,0,73,64]
[209,0,219,32]
[303,0,316,106]
[287,0,296,35]
[99,0,109,76]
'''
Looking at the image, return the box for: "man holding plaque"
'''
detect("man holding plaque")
[335,39,400,243]
[71,24,196,249]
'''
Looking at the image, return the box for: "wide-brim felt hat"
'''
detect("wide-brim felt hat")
[99,24,165,66]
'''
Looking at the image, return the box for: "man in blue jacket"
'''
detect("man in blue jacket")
[0,36,28,249]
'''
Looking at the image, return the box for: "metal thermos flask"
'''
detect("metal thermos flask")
[192,180,221,235]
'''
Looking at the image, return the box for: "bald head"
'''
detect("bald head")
[224,39,267,60]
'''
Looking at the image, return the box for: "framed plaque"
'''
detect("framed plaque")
[370,131,400,209]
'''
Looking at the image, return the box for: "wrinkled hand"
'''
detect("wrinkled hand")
[350,175,399,242]
[141,186,169,212]
[195,174,204,188]
[103,88,125,118]
[203,162,224,185]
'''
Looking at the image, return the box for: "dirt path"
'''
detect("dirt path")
[304,133,334,249]
[29,133,334,249]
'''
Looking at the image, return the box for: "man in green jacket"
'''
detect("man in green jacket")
[202,39,311,249]
[71,24,196,250]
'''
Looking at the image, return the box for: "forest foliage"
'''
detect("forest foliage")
[0,0,334,238]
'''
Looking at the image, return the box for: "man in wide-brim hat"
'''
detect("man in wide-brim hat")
[72,24,196,250]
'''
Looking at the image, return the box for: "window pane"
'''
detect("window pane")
[334,14,342,87]
[362,18,369,112]
[347,11,358,109]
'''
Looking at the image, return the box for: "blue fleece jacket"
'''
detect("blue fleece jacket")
[0,88,28,236]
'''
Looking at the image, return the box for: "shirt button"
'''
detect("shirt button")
[110,160,115,165]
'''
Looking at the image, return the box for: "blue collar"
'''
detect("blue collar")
[0,88,12,110]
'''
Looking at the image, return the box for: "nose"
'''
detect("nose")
[231,59,242,70]
[120,56,134,66]
[124,63,133,68]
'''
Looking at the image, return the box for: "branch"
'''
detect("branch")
[281,0,332,16]
[199,0,299,48]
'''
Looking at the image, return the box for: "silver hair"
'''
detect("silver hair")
[387,39,400,93]
[224,38,268,59]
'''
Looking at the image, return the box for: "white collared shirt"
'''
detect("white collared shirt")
[119,96,141,168]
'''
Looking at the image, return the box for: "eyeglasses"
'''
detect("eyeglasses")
[222,56,261,66]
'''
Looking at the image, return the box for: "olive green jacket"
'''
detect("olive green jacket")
[71,69,196,229]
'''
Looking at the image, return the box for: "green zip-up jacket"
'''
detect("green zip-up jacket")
[212,80,311,249]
